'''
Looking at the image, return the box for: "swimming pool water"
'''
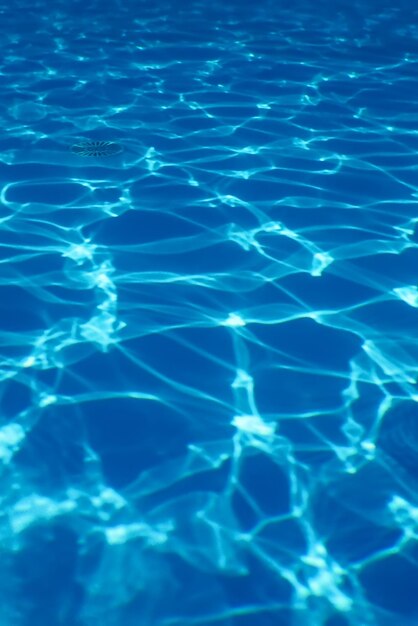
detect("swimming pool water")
[2,0,418,624]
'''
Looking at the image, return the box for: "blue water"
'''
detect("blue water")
[2,0,418,624]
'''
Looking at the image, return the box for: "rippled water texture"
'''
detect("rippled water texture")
[2,0,418,624]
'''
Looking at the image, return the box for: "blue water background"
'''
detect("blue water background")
[2,0,418,624]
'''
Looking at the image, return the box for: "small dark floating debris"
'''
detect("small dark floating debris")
[71,140,123,157]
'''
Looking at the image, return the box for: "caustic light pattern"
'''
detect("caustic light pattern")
[2,0,418,625]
